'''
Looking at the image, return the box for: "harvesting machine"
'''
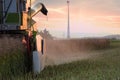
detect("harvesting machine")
[0,0,48,70]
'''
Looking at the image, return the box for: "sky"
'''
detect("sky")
[29,0,120,38]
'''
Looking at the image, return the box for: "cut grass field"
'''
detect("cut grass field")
[0,40,120,80]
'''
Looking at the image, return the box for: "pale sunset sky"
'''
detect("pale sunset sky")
[29,0,120,38]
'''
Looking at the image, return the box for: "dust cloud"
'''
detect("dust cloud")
[43,39,108,66]
[0,35,25,56]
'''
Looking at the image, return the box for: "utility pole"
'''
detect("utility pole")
[67,0,70,38]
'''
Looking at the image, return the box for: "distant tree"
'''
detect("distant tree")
[111,38,116,40]
[38,29,53,39]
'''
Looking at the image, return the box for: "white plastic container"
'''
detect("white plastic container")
[33,51,41,74]
[33,51,45,74]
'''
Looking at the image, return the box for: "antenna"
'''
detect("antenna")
[67,0,70,38]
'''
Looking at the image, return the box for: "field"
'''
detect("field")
[0,39,120,80]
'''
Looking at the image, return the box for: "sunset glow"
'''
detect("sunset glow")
[31,0,120,38]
